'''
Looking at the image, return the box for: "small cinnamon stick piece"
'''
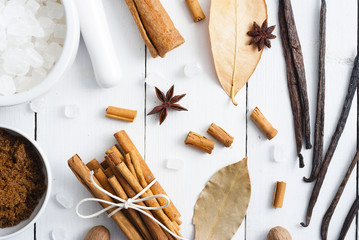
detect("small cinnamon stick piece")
[185,131,215,154]
[114,130,182,224]
[272,181,286,208]
[106,106,137,122]
[68,155,143,240]
[250,107,278,140]
[207,123,234,147]
[185,0,205,22]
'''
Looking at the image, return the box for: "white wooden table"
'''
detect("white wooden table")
[1,0,359,239]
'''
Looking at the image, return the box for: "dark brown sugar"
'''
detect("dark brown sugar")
[0,129,46,228]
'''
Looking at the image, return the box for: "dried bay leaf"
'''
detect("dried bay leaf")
[193,157,251,240]
[209,0,267,105]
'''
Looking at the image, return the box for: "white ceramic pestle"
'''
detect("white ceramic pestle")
[73,0,121,88]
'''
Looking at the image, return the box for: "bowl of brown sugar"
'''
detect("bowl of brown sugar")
[0,126,51,239]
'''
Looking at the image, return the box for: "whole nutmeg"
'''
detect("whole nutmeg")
[84,225,110,240]
[267,226,292,240]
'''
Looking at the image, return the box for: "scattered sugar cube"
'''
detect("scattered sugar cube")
[0,75,16,96]
[29,97,46,112]
[64,104,80,119]
[166,159,184,170]
[55,192,73,209]
[51,228,66,240]
[184,62,202,78]
[145,72,165,88]
[273,144,288,163]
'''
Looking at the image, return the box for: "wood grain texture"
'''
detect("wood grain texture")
[0,0,358,239]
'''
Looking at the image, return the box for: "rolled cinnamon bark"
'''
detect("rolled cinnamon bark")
[250,107,278,140]
[68,155,143,240]
[106,106,137,122]
[185,131,215,154]
[124,0,185,58]
[207,123,234,147]
[114,130,182,224]
[272,181,286,208]
[106,153,169,240]
[185,0,206,22]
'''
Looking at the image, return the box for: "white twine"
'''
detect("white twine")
[76,171,187,240]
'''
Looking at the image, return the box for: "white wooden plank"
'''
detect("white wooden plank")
[34,0,146,238]
[246,0,358,239]
[0,105,35,239]
[145,0,247,239]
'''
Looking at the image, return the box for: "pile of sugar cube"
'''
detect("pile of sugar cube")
[0,0,66,96]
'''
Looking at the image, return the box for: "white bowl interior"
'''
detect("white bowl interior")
[0,127,51,239]
[0,0,80,107]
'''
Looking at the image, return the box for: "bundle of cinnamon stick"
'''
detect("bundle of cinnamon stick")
[68,130,182,240]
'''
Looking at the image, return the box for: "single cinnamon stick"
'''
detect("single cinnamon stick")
[106,145,124,161]
[114,130,181,224]
[123,0,185,58]
[86,159,104,172]
[125,153,138,181]
[130,150,148,188]
[185,131,215,154]
[112,159,179,237]
[106,154,169,240]
[272,181,287,208]
[67,155,143,240]
[250,107,278,140]
[185,0,205,22]
[106,106,137,122]
[207,123,234,147]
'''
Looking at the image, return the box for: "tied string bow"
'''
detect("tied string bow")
[76,171,187,240]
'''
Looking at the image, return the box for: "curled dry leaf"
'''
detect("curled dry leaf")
[209,0,267,105]
[193,157,251,240]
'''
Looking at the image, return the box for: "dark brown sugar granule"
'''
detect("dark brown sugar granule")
[0,129,46,228]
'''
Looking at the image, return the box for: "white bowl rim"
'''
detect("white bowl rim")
[0,0,80,107]
[0,125,52,239]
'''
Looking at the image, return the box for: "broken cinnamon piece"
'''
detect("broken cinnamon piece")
[106,106,137,122]
[250,107,278,140]
[185,0,206,22]
[185,131,215,154]
[272,181,286,208]
[123,0,184,58]
[207,123,234,147]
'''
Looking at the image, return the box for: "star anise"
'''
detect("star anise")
[148,85,188,125]
[247,19,276,51]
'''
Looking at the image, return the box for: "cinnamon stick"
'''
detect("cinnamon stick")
[130,150,148,188]
[93,168,151,240]
[207,123,234,147]
[185,0,205,22]
[106,153,169,240]
[106,145,124,161]
[185,131,215,154]
[123,0,185,58]
[67,155,143,240]
[86,159,104,172]
[114,130,181,224]
[272,181,286,208]
[250,107,278,140]
[112,158,179,237]
[125,153,138,181]
[106,106,137,122]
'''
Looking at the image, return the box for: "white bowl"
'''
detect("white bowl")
[0,125,52,240]
[0,0,80,107]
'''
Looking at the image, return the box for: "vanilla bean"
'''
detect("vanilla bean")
[278,0,304,167]
[320,150,359,239]
[301,56,359,227]
[304,0,326,182]
[338,197,359,240]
